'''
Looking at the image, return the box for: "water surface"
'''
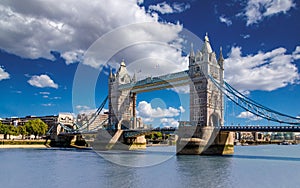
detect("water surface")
[1,145,300,188]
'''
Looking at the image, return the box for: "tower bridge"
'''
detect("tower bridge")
[105,33,232,154]
[52,33,300,155]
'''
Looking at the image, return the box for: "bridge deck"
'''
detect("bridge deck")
[58,126,300,137]
[118,70,190,93]
[220,126,300,132]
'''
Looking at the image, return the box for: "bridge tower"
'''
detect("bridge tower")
[189,33,224,127]
[177,34,234,155]
[108,60,137,130]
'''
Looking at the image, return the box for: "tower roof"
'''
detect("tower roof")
[190,43,195,57]
[218,47,224,62]
[109,67,113,78]
[120,59,126,67]
[201,33,213,53]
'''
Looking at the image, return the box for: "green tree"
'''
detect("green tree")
[17,125,27,139]
[0,123,10,139]
[8,125,19,137]
[25,119,48,139]
[153,132,162,140]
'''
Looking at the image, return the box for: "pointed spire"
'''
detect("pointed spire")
[202,32,212,53]
[132,71,137,83]
[218,47,224,69]
[218,47,224,62]
[120,59,126,67]
[109,67,113,78]
[205,32,209,42]
[190,43,195,57]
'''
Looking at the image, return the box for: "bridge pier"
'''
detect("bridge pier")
[49,134,76,147]
[90,129,146,151]
[176,126,234,155]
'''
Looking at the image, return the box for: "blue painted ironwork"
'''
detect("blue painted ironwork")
[118,70,190,93]
[220,125,300,132]
[75,96,108,131]
[208,75,300,125]
[57,96,108,135]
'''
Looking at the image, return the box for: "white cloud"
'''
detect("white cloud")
[237,111,262,121]
[0,0,186,68]
[0,66,10,81]
[39,92,50,95]
[137,0,144,5]
[76,105,90,111]
[61,50,84,65]
[76,105,96,114]
[75,105,108,115]
[240,34,250,39]
[149,2,173,14]
[179,106,185,113]
[243,0,295,26]
[41,103,54,107]
[160,118,179,127]
[149,2,190,14]
[293,46,300,60]
[137,101,183,119]
[27,74,58,89]
[13,90,22,94]
[86,22,186,71]
[224,46,300,92]
[142,117,154,123]
[219,15,232,26]
[169,85,190,94]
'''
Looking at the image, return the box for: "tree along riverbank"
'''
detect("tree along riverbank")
[0,119,48,140]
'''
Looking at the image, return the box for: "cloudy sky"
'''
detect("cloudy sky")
[0,0,299,127]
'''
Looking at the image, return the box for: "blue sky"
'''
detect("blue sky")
[0,0,299,127]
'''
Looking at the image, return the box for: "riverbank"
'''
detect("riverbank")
[0,139,51,148]
[0,145,49,148]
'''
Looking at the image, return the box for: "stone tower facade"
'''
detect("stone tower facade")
[188,34,224,127]
[177,34,233,155]
[108,60,137,129]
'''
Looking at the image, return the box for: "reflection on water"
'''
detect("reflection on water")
[230,154,300,161]
[95,146,176,167]
[175,155,235,188]
[1,145,300,188]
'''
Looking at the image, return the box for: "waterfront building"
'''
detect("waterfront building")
[77,113,109,130]
[0,113,74,130]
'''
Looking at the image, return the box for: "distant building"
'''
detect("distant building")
[1,115,58,128]
[0,113,74,130]
[76,112,109,130]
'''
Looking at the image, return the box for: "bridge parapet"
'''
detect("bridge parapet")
[118,70,190,93]
[220,125,300,132]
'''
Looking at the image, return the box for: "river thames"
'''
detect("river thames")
[1,145,300,188]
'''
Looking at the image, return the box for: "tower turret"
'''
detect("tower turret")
[218,47,224,70]
[189,43,195,67]
[201,33,213,54]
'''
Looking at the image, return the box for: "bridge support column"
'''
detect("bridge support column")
[176,126,234,155]
[127,136,146,150]
[90,130,146,151]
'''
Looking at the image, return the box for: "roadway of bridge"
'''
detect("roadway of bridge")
[219,125,300,132]
[58,126,300,137]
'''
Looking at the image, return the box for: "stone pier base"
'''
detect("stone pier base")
[127,136,147,150]
[176,126,234,155]
[89,130,146,151]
